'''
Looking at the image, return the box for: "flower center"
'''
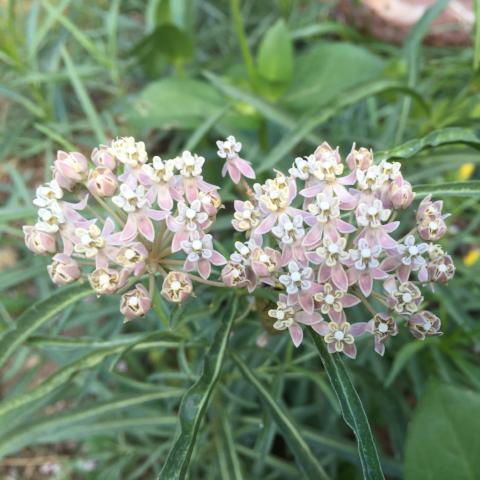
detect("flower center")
[291,271,301,283]
[402,293,412,303]
[378,323,389,333]
[424,320,432,330]
[325,294,335,305]
[171,281,181,291]
[334,330,344,341]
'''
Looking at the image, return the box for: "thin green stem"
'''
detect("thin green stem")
[230,0,257,88]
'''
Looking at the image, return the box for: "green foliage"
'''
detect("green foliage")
[405,383,480,480]
[1,0,480,478]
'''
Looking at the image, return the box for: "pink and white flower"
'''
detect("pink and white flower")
[313,282,360,323]
[217,135,255,183]
[181,233,226,279]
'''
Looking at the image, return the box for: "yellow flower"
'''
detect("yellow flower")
[457,163,475,181]
[463,249,480,267]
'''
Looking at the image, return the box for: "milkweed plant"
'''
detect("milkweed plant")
[22,135,456,478]
[23,136,454,356]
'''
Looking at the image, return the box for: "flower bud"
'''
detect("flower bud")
[161,271,193,303]
[346,145,373,171]
[418,217,447,241]
[23,226,56,255]
[408,311,442,340]
[427,254,455,283]
[115,243,148,275]
[87,167,118,197]
[89,267,127,295]
[47,254,80,285]
[92,146,116,170]
[221,261,248,287]
[389,176,413,209]
[416,195,443,223]
[53,151,88,190]
[120,284,151,321]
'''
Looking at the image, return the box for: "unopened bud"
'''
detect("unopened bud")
[89,267,127,295]
[161,271,193,303]
[87,167,118,197]
[53,151,88,190]
[23,226,56,255]
[47,254,80,285]
[120,284,151,321]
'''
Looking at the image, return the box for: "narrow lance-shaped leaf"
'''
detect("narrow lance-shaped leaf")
[158,296,239,480]
[231,352,331,480]
[0,282,93,369]
[414,181,480,197]
[0,390,183,457]
[376,127,480,162]
[308,330,384,480]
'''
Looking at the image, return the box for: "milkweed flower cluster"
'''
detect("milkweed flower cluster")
[225,142,455,358]
[23,137,230,321]
[24,136,455,358]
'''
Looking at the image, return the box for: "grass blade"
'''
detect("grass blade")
[231,352,330,480]
[0,283,92,369]
[61,46,107,144]
[308,330,384,480]
[158,296,238,480]
[258,80,424,172]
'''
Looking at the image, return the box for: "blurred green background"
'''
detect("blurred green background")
[1,0,480,479]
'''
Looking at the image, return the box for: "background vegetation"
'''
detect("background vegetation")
[1,0,480,478]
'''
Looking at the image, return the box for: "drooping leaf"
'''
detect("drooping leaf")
[309,330,384,480]
[158,296,238,480]
[232,352,330,480]
[0,282,93,369]
[376,127,480,162]
[405,382,480,480]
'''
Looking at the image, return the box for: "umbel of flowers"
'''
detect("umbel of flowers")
[23,136,455,358]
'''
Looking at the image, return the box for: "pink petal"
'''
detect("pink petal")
[146,208,169,221]
[299,291,314,314]
[311,321,330,336]
[198,258,211,279]
[289,324,303,347]
[227,163,241,184]
[172,230,190,253]
[296,311,323,325]
[236,158,255,179]
[336,219,356,234]
[379,231,397,249]
[331,265,348,291]
[157,185,174,210]
[300,184,322,198]
[343,343,357,359]
[359,272,373,297]
[185,179,198,203]
[255,214,277,235]
[120,215,138,242]
[102,217,115,237]
[398,264,410,283]
[302,223,323,248]
[342,294,361,308]
[374,341,386,356]
[210,251,226,266]
[318,264,331,283]
[350,322,368,337]
[381,257,399,272]
[138,216,155,242]
[383,221,400,233]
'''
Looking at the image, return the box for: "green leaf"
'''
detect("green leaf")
[405,382,480,480]
[257,19,293,85]
[259,80,423,172]
[122,78,225,131]
[0,282,92,369]
[158,296,238,480]
[309,330,384,480]
[0,390,182,457]
[377,127,480,162]
[131,24,193,65]
[414,181,480,197]
[475,0,480,70]
[384,341,430,387]
[283,42,384,111]
[232,352,330,480]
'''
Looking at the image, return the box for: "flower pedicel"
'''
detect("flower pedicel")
[24,137,454,356]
